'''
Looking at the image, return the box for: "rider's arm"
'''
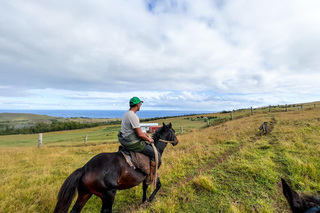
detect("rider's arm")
[134,127,154,143]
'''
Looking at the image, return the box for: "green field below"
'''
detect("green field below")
[0,102,319,212]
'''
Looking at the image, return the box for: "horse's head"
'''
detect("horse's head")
[154,122,179,146]
[281,178,320,213]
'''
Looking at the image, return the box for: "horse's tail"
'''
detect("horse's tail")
[54,167,84,213]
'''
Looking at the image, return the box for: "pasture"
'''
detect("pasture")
[0,103,319,212]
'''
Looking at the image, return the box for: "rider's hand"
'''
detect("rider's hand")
[148,138,154,143]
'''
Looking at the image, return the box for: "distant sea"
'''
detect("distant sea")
[0,110,213,119]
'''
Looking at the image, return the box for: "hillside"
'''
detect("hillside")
[0,102,319,212]
[0,112,56,122]
[0,112,117,133]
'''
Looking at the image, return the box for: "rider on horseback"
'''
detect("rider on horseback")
[117,97,158,182]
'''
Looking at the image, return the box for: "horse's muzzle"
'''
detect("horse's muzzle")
[172,138,179,146]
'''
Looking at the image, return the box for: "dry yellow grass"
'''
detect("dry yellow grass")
[0,103,319,212]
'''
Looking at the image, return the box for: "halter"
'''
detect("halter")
[304,206,320,213]
[158,128,177,145]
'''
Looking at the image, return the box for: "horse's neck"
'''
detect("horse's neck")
[155,142,166,155]
[154,134,167,156]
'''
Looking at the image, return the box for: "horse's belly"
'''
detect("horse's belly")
[117,169,146,190]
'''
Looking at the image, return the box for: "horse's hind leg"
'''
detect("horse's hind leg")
[100,189,117,213]
[70,190,92,213]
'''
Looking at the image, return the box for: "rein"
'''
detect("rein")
[159,139,176,144]
[150,143,158,191]
[304,206,320,213]
[149,126,177,190]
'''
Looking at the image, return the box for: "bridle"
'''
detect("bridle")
[158,128,178,145]
[304,206,320,213]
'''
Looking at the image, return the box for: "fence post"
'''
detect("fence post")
[38,133,42,148]
[230,112,233,120]
[286,104,288,112]
[301,104,303,109]
[207,120,210,127]
[180,126,183,134]
[251,107,253,115]
[85,135,88,145]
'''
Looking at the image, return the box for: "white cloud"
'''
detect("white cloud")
[0,0,319,111]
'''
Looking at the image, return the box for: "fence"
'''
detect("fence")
[36,103,318,147]
[36,127,186,148]
[226,103,318,121]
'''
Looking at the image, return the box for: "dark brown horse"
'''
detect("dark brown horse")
[281,178,320,213]
[54,123,178,213]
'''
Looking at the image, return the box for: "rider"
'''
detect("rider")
[118,97,157,181]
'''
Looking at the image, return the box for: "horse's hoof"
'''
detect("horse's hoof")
[141,201,150,208]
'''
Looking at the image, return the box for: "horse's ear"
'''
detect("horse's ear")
[168,123,172,128]
[281,178,302,211]
[163,122,166,127]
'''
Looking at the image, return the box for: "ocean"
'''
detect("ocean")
[0,109,213,119]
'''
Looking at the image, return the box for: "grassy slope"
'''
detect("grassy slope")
[0,103,319,212]
[0,112,117,129]
[0,113,56,128]
[0,113,56,120]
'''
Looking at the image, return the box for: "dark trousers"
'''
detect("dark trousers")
[140,143,160,162]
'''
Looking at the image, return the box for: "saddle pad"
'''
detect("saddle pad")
[119,151,136,169]
[130,151,150,175]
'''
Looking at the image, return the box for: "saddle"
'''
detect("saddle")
[118,146,149,173]
[118,146,160,185]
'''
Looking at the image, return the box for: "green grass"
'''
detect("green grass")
[0,114,210,148]
[0,102,320,212]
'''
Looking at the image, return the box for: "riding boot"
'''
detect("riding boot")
[145,161,156,185]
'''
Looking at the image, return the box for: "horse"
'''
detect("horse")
[54,122,179,213]
[259,122,268,135]
[281,178,320,213]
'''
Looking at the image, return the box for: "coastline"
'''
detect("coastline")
[0,109,214,119]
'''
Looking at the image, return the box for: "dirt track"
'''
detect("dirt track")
[127,117,278,212]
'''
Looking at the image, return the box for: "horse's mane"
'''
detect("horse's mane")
[282,178,320,212]
[302,194,320,207]
[152,126,164,141]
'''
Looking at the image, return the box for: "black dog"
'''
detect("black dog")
[259,122,268,135]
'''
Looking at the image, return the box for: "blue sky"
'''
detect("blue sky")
[0,0,320,111]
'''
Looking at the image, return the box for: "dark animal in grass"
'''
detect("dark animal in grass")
[281,178,320,213]
[259,122,268,135]
[54,123,179,213]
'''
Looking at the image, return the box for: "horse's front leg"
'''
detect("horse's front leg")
[148,177,161,202]
[142,180,148,203]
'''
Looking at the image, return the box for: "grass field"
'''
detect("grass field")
[0,112,117,131]
[0,102,319,212]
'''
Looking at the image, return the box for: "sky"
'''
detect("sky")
[1,0,320,111]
